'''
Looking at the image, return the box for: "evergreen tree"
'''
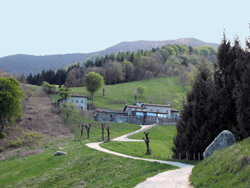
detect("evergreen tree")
[213,35,239,138]
[173,63,214,160]
[234,40,250,139]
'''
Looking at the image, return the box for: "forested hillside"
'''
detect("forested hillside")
[27,44,217,87]
[0,38,218,76]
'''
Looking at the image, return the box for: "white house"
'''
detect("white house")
[123,103,179,118]
[58,94,88,110]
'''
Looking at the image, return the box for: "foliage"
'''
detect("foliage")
[42,81,57,94]
[59,84,71,99]
[9,139,23,148]
[0,132,6,139]
[61,103,78,126]
[0,77,24,133]
[190,138,250,188]
[137,86,145,97]
[85,72,104,105]
[173,63,214,160]
[0,146,5,152]
[173,35,250,160]
[28,44,216,87]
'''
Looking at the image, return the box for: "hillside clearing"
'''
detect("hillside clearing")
[68,76,190,111]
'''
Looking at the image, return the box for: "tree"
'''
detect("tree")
[85,124,91,139]
[101,123,105,140]
[42,81,57,94]
[61,103,78,126]
[234,40,250,139]
[59,84,71,99]
[173,63,214,160]
[106,124,110,141]
[137,86,145,97]
[143,132,151,155]
[0,77,24,134]
[85,72,104,105]
[144,71,153,81]
[179,66,188,92]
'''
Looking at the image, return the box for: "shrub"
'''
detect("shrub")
[0,132,7,139]
[0,146,5,152]
[9,139,23,148]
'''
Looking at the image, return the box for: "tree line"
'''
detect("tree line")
[27,44,217,87]
[173,34,250,160]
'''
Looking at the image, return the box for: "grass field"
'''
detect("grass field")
[0,122,178,188]
[69,76,190,111]
[101,125,198,165]
[190,137,250,188]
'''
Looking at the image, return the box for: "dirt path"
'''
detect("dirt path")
[86,124,194,188]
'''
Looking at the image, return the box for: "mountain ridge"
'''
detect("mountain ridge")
[0,38,219,75]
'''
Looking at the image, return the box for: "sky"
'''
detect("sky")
[0,0,249,57]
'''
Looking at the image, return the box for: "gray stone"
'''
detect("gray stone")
[54,151,67,156]
[203,130,236,159]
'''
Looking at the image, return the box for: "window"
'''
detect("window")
[76,100,78,103]
[81,100,83,103]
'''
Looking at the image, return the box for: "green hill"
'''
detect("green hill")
[190,138,250,188]
[70,76,189,111]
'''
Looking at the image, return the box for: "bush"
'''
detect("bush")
[9,139,23,148]
[0,132,7,139]
[0,146,5,152]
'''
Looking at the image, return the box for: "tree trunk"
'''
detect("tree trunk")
[143,131,151,155]
[81,124,84,137]
[102,124,105,140]
[106,125,110,141]
[0,118,5,134]
[91,92,94,105]
[85,124,91,139]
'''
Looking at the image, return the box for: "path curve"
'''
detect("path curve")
[86,124,194,188]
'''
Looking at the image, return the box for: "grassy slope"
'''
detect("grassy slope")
[190,138,250,188]
[0,122,178,188]
[70,76,189,111]
[101,125,198,165]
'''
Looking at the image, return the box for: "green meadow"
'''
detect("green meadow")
[70,76,190,111]
[0,123,177,188]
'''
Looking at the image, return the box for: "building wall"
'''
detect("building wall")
[94,112,177,125]
[144,106,171,118]
[59,97,87,110]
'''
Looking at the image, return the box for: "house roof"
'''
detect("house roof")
[123,105,146,111]
[135,100,144,103]
[142,103,172,108]
[70,94,89,98]
[171,109,179,112]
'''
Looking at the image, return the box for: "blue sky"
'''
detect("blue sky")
[0,0,249,57]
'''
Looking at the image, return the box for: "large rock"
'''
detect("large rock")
[203,130,236,159]
[54,151,67,156]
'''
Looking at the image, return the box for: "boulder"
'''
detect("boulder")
[203,130,236,159]
[54,151,67,156]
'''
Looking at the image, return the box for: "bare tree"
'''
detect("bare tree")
[149,94,153,104]
[85,124,91,139]
[80,124,84,137]
[101,123,106,140]
[134,88,138,101]
[143,131,151,155]
[102,86,105,97]
[106,124,110,141]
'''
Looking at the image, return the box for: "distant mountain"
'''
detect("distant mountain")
[0,38,219,76]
